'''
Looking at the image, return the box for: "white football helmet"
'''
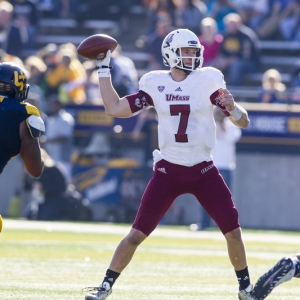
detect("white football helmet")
[161,29,204,73]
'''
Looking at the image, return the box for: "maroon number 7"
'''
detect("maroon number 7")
[170,104,190,143]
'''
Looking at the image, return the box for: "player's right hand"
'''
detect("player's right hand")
[96,50,111,69]
[96,50,112,78]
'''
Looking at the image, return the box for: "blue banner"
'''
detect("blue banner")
[65,104,138,133]
[72,159,148,204]
[241,110,300,144]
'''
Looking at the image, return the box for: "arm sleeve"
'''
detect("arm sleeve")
[210,90,230,117]
[208,68,229,116]
[126,90,154,115]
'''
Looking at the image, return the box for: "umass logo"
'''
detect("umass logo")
[163,33,174,48]
[165,94,190,101]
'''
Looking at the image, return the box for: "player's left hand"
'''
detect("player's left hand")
[218,89,235,111]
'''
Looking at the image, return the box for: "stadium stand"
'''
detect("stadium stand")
[33,1,300,103]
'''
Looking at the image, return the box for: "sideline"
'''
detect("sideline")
[3,219,300,244]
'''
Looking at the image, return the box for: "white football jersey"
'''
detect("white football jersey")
[139,67,226,166]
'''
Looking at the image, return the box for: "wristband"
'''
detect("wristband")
[97,67,111,78]
[228,103,243,121]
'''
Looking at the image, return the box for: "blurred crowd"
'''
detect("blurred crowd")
[0,0,299,108]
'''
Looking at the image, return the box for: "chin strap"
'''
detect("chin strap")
[175,66,192,75]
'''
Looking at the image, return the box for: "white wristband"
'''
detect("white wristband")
[228,103,243,121]
[97,68,111,78]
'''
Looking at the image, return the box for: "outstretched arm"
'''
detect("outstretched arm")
[97,50,133,118]
[19,120,44,178]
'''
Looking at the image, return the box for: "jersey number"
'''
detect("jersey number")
[170,104,190,143]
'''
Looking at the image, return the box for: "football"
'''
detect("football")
[77,34,118,60]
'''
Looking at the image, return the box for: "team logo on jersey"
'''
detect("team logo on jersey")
[158,86,165,93]
[163,34,174,48]
[165,94,190,101]
[135,95,148,108]
[135,98,142,107]
[175,87,182,91]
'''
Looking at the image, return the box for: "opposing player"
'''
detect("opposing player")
[84,29,253,300]
[252,254,300,299]
[0,62,44,177]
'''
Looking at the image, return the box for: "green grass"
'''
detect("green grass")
[0,220,299,299]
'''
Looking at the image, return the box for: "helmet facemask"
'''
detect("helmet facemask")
[175,47,202,74]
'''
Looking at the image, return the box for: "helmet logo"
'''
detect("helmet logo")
[188,40,198,45]
[14,70,26,91]
[163,33,174,48]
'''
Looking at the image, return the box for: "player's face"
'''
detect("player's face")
[180,47,197,67]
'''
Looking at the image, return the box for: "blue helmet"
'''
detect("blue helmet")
[0,62,30,100]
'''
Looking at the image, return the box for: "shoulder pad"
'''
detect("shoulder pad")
[23,102,41,117]
[26,115,45,139]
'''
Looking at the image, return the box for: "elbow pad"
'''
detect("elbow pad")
[26,115,45,139]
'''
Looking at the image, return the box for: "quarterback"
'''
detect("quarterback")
[84,29,253,300]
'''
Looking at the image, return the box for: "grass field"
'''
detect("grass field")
[0,219,299,300]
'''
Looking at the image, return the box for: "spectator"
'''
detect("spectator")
[198,17,223,67]
[145,0,176,34]
[25,148,92,221]
[257,0,300,40]
[24,55,47,110]
[0,1,27,58]
[289,60,300,103]
[291,60,300,88]
[146,15,172,70]
[132,108,158,168]
[44,95,75,177]
[43,45,86,104]
[240,0,269,33]
[173,0,207,35]
[200,107,241,229]
[10,0,39,50]
[258,68,288,104]
[216,13,260,86]
[207,0,245,33]
[64,60,101,104]
[111,45,139,96]
[28,148,70,220]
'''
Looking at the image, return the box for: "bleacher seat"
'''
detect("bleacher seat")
[83,20,120,37]
[39,18,77,29]
[36,35,87,45]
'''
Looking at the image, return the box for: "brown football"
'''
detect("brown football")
[77,34,118,60]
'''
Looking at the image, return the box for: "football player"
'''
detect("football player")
[252,254,300,300]
[84,29,253,300]
[0,62,44,177]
